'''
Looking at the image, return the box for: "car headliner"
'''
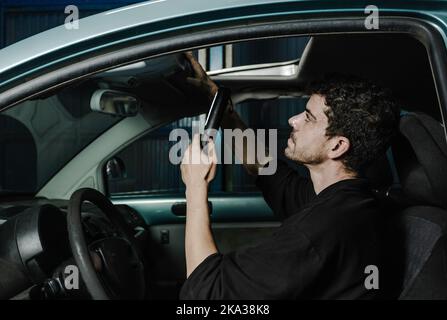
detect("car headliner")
[0,0,447,86]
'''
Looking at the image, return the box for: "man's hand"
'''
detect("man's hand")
[181,134,217,192]
[183,51,270,177]
[184,51,219,102]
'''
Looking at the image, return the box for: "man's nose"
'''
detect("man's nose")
[288,114,300,128]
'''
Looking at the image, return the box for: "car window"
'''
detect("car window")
[106,114,202,196]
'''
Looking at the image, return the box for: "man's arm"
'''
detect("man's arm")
[221,103,315,219]
[184,183,217,278]
[181,135,218,278]
[220,102,272,176]
[184,51,271,176]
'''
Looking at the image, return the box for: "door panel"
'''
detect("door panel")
[146,221,280,299]
[112,193,276,224]
[112,193,280,299]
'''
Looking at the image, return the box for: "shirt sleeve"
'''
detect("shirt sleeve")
[179,227,322,300]
[255,159,316,220]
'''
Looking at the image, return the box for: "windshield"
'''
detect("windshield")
[0,81,122,196]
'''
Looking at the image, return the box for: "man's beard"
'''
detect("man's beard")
[284,145,325,165]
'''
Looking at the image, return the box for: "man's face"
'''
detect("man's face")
[285,94,332,165]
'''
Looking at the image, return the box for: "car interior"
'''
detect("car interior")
[0,31,447,300]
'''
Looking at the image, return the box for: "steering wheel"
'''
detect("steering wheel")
[67,188,146,300]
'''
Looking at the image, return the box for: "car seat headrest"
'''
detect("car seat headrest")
[392,113,447,209]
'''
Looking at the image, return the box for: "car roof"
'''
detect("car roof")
[0,0,445,82]
[0,0,286,75]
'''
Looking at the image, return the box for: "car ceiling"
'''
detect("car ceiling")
[295,33,440,120]
[205,33,441,121]
[56,33,441,124]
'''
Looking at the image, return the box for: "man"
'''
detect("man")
[179,53,400,299]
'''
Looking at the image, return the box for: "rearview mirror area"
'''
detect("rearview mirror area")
[90,89,140,117]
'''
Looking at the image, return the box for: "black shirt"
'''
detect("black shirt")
[179,159,386,299]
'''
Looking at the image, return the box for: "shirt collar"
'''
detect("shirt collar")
[314,178,371,199]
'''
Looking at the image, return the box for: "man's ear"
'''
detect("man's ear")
[327,136,350,159]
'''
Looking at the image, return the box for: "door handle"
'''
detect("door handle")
[171,201,213,216]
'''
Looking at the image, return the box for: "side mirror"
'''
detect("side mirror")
[90,89,140,117]
[105,157,126,180]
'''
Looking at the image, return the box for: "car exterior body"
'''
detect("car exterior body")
[0,0,446,300]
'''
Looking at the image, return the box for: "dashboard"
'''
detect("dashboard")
[0,198,148,300]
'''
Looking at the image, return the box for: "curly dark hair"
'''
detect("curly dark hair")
[306,74,400,174]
